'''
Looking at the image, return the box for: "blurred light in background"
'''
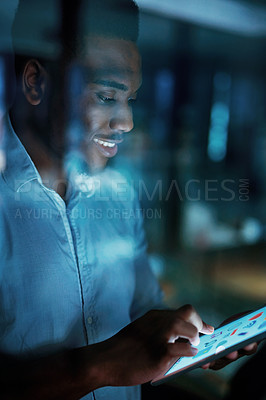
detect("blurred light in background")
[240,217,263,244]
[137,0,266,37]
[208,102,229,162]
[150,69,175,144]
[208,72,231,162]
[155,69,175,111]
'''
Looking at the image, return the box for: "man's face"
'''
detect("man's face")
[77,36,142,171]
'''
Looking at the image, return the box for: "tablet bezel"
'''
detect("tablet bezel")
[151,307,266,386]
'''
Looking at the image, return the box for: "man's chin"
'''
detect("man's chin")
[85,145,110,174]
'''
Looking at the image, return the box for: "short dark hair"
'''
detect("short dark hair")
[12,0,139,61]
[79,0,139,43]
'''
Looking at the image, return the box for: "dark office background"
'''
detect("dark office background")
[0,0,265,398]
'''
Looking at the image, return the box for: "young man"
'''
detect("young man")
[0,1,257,399]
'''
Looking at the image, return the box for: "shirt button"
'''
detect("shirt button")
[87,317,93,324]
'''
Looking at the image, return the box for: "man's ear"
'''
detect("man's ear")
[22,59,48,106]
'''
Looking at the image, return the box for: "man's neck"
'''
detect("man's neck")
[9,108,67,199]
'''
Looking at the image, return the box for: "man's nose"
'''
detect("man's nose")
[109,105,134,133]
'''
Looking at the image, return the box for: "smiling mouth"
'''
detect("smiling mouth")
[92,136,123,158]
[93,138,116,148]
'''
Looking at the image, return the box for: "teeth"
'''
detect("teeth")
[94,138,116,148]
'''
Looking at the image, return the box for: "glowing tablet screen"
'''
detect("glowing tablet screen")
[165,306,266,377]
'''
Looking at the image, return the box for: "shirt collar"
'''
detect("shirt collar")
[1,114,42,192]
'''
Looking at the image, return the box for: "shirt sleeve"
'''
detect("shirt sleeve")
[129,193,165,321]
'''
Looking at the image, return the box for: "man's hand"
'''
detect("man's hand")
[202,312,258,370]
[96,304,214,386]
[0,304,213,399]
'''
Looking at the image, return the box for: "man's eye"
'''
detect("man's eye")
[97,94,115,104]
[128,97,137,105]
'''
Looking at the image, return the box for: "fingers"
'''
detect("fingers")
[200,321,215,335]
[202,342,258,370]
[143,306,214,363]
[202,356,232,370]
[225,342,257,360]
[175,305,214,340]
[225,351,238,361]
[167,341,198,358]
[242,342,257,355]
[203,356,233,370]
[168,319,200,346]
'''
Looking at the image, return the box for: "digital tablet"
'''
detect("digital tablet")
[151,305,266,386]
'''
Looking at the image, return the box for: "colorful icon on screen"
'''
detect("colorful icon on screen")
[216,345,226,354]
[216,340,227,348]
[249,312,263,321]
[258,320,266,330]
[227,322,242,331]
[243,321,256,329]
[223,333,231,338]
[211,331,223,339]
[230,329,238,336]
[193,346,212,359]
[238,332,248,336]
[204,339,217,348]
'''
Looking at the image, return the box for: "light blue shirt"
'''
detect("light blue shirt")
[0,115,163,400]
